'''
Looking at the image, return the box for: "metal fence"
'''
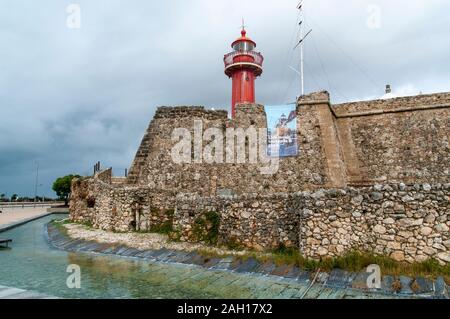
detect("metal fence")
[0,202,64,209]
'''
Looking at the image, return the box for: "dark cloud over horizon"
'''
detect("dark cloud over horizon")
[1,0,449,197]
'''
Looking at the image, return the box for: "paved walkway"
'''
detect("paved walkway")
[0,285,56,299]
[0,207,53,232]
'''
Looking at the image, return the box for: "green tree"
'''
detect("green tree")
[11,194,18,201]
[52,175,81,206]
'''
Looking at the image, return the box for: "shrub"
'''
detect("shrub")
[192,211,220,245]
[149,209,175,235]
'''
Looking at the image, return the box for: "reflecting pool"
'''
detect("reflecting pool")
[0,214,307,299]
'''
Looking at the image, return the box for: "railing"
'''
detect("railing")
[224,50,264,68]
[0,202,64,209]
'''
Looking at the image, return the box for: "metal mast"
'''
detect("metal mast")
[295,1,312,96]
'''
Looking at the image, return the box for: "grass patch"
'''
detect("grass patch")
[50,219,72,236]
[51,218,93,233]
[192,212,220,245]
[148,209,175,235]
[149,222,173,235]
[225,238,245,251]
[195,244,450,282]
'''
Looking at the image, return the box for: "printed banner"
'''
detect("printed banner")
[264,104,299,157]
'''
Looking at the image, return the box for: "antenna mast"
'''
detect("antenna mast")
[34,161,39,204]
[295,1,312,96]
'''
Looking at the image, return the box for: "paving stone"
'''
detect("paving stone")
[397,276,414,295]
[316,287,339,299]
[381,275,396,294]
[316,272,330,284]
[286,285,310,299]
[302,285,326,299]
[206,274,240,290]
[351,271,370,290]
[81,242,102,252]
[203,257,221,268]
[59,239,84,250]
[123,248,142,257]
[159,251,178,262]
[252,283,287,299]
[296,270,311,283]
[92,243,113,253]
[271,264,295,277]
[169,251,191,263]
[150,248,169,258]
[327,269,356,289]
[211,258,233,270]
[109,245,127,255]
[141,249,162,259]
[255,261,276,274]
[116,247,134,256]
[326,288,349,299]
[411,277,434,295]
[182,251,202,264]
[434,277,448,298]
[101,245,120,254]
[74,241,93,251]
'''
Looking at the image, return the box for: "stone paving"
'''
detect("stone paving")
[0,207,52,232]
[46,222,449,299]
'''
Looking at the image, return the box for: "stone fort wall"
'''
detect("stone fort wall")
[70,91,450,263]
[70,173,449,264]
[127,91,450,194]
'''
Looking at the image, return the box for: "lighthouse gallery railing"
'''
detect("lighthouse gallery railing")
[224,50,264,68]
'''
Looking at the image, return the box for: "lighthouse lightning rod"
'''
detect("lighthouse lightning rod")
[294,1,312,96]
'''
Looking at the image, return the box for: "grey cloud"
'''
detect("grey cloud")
[0,0,449,196]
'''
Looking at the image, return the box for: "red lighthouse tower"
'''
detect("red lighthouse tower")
[224,26,264,117]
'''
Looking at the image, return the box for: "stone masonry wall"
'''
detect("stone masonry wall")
[126,93,336,197]
[173,193,297,251]
[333,92,450,185]
[70,171,449,264]
[126,92,449,194]
[174,184,449,265]
[70,171,175,233]
[298,183,449,265]
[335,108,449,185]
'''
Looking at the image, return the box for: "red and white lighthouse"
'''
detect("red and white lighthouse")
[224,26,264,117]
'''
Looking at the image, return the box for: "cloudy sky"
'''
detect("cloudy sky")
[1,0,449,197]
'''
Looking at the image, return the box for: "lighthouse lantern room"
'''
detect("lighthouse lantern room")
[224,26,264,117]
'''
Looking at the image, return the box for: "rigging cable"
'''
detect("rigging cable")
[278,9,302,104]
[305,13,381,92]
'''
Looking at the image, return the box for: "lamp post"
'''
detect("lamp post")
[34,161,39,207]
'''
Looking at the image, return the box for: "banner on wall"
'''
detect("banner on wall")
[264,104,299,157]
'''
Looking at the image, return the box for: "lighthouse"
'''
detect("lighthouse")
[224,26,264,117]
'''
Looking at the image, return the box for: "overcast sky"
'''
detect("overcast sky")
[1,0,449,197]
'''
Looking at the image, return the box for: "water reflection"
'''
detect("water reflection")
[0,214,254,298]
